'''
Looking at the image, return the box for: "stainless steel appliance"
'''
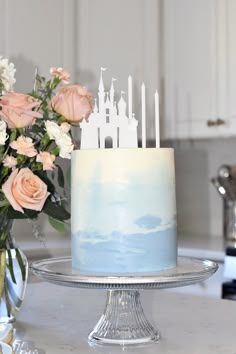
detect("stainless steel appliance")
[222,247,236,300]
[212,165,236,299]
[212,165,236,242]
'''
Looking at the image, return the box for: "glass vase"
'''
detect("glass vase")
[0,213,28,323]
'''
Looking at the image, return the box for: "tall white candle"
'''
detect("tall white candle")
[141,83,146,148]
[155,90,160,148]
[128,75,132,120]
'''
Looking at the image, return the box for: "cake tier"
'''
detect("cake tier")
[71,148,177,273]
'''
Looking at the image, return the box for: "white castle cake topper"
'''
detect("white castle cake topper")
[80,68,160,149]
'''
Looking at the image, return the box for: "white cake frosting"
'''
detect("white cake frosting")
[71,148,177,273]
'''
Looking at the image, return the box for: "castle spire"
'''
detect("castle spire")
[105,92,110,107]
[99,67,106,92]
[110,78,116,107]
[98,67,106,114]
[93,98,98,113]
[118,91,127,116]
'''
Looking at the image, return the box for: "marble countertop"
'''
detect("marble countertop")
[14,276,236,354]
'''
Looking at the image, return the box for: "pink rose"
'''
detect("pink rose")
[51,85,93,123]
[60,122,71,133]
[36,151,56,171]
[10,136,37,157]
[0,92,42,128]
[2,168,50,213]
[2,155,17,169]
[50,67,71,84]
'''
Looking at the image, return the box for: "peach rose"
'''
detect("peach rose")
[2,168,50,213]
[0,92,43,128]
[51,85,93,123]
[50,67,70,84]
[60,122,71,133]
[2,155,17,169]
[10,136,37,157]
[36,151,56,171]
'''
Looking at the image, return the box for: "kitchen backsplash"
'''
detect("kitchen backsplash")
[163,138,236,238]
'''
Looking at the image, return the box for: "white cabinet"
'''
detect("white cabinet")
[0,0,75,93]
[162,0,236,140]
[76,0,160,142]
[226,0,236,125]
[0,0,160,141]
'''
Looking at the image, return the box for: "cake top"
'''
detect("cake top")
[80,68,160,150]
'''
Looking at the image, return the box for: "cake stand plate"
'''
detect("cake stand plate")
[30,257,218,346]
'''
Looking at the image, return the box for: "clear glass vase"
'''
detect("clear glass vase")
[0,212,28,323]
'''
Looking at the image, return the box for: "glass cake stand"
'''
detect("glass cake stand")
[30,256,218,346]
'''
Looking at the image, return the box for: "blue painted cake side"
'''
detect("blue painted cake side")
[71,149,177,273]
[72,226,177,273]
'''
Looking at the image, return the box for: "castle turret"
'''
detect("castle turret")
[118,92,127,116]
[93,98,98,113]
[105,92,110,108]
[80,69,138,150]
[98,68,106,114]
[110,78,116,108]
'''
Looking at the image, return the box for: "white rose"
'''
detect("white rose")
[45,121,73,159]
[0,120,8,145]
[45,121,61,140]
[56,132,74,159]
[59,145,74,159]
[0,57,16,92]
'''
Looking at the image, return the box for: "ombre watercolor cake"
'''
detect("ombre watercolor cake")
[71,148,177,273]
[71,69,177,274]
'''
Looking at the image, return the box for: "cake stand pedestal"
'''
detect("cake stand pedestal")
[30,256,218,346]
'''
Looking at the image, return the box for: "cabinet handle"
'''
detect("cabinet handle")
[216,118,225,125]
[207,119,216,126]
[207,118,225,126]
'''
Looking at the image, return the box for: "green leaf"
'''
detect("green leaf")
[43,199,70,221]
[30,125,42,134]
[7,206,38,220]
[0,199,9,208]
[6,250,16,284]
[35,170,55,193]
[15,248,26,281]
[56,164,65,188]
[48,216,65,233]
[10,129,17,142]
[40,132,50,146]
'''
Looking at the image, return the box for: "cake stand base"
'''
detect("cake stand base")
[30,256,218,347]
[88,290,159,346]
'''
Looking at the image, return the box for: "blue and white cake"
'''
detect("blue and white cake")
[71,148,177,273]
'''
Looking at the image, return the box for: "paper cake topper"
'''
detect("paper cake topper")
[80,68,160,149]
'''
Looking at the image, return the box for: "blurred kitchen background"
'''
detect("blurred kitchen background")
[1,0,236,298]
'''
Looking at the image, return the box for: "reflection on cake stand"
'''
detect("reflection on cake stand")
[30,256,218,346]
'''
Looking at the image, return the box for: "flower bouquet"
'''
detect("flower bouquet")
[0,56,93,320]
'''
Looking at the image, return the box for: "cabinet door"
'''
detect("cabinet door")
[76,0,160,142]
[162,0,228,139]
[0,0,75,93]
[227,0,236,132]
